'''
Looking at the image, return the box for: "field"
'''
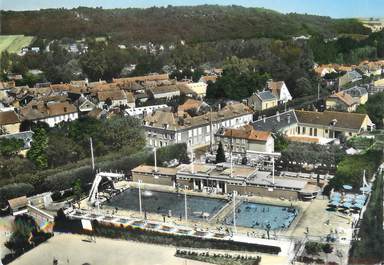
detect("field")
[0,35,35,54]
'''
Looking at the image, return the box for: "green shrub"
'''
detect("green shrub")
[0,183,34,206]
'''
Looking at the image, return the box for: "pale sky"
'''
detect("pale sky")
[0,0,381,18]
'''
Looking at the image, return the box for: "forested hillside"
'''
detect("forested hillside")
[0,5,369,43]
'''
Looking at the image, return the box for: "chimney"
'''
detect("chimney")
[276,111,280,122]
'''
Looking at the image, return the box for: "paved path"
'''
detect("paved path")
[10,233,209,265]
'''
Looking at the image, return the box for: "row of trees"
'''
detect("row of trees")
[357,92,384,129]
[0,116,146,195]
[349,173,384,263]
[309,30,384,65]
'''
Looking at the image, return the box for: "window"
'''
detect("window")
[206,125,210,133]
[297,127,301,134]
[188,130,192,137]
[309,128,313,136]
[198,127,202,135]
[314,128,317,137]
[303,127,306,134]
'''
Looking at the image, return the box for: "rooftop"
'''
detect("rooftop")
[219,124,271,142]
[144,103,252,131]
[295,110,371,130]
[0,110,21,125]
[252,110,298,132]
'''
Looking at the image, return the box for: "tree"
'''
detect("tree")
[273,133,288,152]
[27,128,48,169]
[305,241,323,255]
[46,133,81,168]
[5,214,37,254]
[215,142,226,163]
[0,138,24,157]
[73,179,82,207]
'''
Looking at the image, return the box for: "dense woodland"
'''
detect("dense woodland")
[0,6,369,42]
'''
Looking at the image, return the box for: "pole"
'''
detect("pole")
[154,147,157,172]
[272,157,275,185]
[317,82,320,100]
[90,137,95,170]
[138,180,143,217]
[230,151,233,178]
[233,191,237,234]
[209,106,213,153]
[191,148,194,174]
[230,131,233,178]
[184,188,188,223]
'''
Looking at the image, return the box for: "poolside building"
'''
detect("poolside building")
[131,163,320,200]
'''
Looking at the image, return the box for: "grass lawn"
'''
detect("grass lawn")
[0,35,35,54]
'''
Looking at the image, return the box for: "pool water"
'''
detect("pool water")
[224,202,298,230]
[106,189,227,220]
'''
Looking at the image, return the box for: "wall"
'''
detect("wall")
[132,171,175,186]
[226,184,299,200]
[2,122,20,134]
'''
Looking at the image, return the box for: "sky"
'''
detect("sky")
[0,0,382,18]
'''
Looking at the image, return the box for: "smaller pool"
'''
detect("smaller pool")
[224,202,298,230]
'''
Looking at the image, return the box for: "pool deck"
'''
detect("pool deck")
[77,181,354,262]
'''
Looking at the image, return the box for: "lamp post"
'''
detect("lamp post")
[233,190,237,234]
[138,180,143,217]
[184,186,188,223]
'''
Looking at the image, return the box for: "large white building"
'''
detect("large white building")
[143,103,253,149]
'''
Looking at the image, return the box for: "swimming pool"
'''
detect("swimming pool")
[106,189,227,220]
[224,202,298,230]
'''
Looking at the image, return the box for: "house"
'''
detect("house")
[338,70,362,88]
[143,103,253,149]
[124,104,168,117]
[343,86,368,105]
[251,110,298,136]
[76,96,96,113]
[215,125,274,154]
[294,110,374,141]
[267,80,292,104]
[181,82,208,98]
[96,90,135,109]
[247,91,278,111]
[177,99,205,113]
[199,75,218,84]
[314,65,336,77]
[325,92,358,112]
[112,74,169,85]
[0,110,21,135]
[20,100,78,127]
[148,85,181,100]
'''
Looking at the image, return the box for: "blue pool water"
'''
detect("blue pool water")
[224,202,298,230]
[106,189,227,220]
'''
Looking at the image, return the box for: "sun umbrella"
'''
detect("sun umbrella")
[343,185,353,190]
[342,202,352,208]
[329,201,340,207]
